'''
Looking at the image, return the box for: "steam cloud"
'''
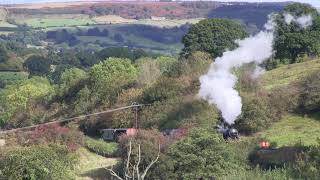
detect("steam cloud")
[199,14,313,125]
[198,17,275,125]
[284,13,313,28]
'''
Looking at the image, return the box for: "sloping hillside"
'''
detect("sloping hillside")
[262,59,320,90]
[258,59,320,147]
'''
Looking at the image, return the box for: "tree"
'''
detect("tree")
[274,3,320,64]
[0,144,78,180]
[23,55,51,76]
[89,58,138,104]
[97,47,133,60]
[57,68,87,97]
[168,128,244,179]
[114,33,124,42]
[76,50,99,67]
[0,44,9,63]
[0,77,53,126]
[114,130,175,180]
[181,18,248,58]
[108,139,160,180]
[87,27,101,36]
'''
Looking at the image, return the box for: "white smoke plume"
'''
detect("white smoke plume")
[198,18,275,125]
[251,66,266,79]
[199,13,314,125]
[284,13,313,28]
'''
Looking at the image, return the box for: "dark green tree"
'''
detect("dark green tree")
[181,18,248,58]
[0,44,9,63]
[23,55,51,76]
[274,3,320,64]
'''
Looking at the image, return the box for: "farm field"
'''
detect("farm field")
[14,15,96,28]
[136,18,203,27]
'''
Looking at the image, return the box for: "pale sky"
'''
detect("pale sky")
[0,0,320,8]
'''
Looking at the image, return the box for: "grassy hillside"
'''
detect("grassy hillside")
[259,114,320,147]
[76,147,118,180]
[262,59,320,90]
[258,59,320,147]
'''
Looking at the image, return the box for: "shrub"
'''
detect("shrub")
[29,123,84,152]
[225,167,292,180]
[235,92,280,134]
[140,98,219,129]
[0,144,78,180]
[117,129,175,180]
[167,128,244,179]
[84,136,118,157]
[298,71,320,112]
[141,77,183,104]
[293,140,320,179]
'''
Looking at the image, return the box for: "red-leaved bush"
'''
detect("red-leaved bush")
[29,123,83,151]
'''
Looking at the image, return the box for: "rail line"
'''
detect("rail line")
[0,103,150,134]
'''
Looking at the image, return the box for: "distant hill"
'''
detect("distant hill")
[209,2,289,30]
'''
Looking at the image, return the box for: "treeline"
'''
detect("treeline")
[46,24,189,48]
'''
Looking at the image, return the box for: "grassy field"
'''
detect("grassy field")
[76,147,118,180]
[258,114,320,147]
[136,18,203,27]
[14,14,96,29]
[14,13,200,29]
[261,59,320,89]
[256,59,320,147]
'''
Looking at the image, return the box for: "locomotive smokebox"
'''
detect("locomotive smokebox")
[217,123,239,140]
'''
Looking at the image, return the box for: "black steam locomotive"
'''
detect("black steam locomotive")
[217,124,239,140]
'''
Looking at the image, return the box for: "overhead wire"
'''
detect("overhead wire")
[0,103,150,134]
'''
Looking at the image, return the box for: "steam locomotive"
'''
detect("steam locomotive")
[217,124,239,140]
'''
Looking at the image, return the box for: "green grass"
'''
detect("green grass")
[76,147,118,180]
[259,114,320,147]
[0,72,28,86]
[84,137,118,157]
[15,17,95,29]
[261,59,320,89]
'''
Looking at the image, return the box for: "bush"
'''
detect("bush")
[141,77,183,104]
[225,167,292,180]
[117,129,175,180]
[293,140,320,179]
[298,71,320,112]
[84,136,118,157]
[29,123,84,152]
[140,98,219,129]
[235,92,280,134]
[167,128,244,179]
[0,144,78,180]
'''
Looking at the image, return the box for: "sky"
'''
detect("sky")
[0,0,320,7]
